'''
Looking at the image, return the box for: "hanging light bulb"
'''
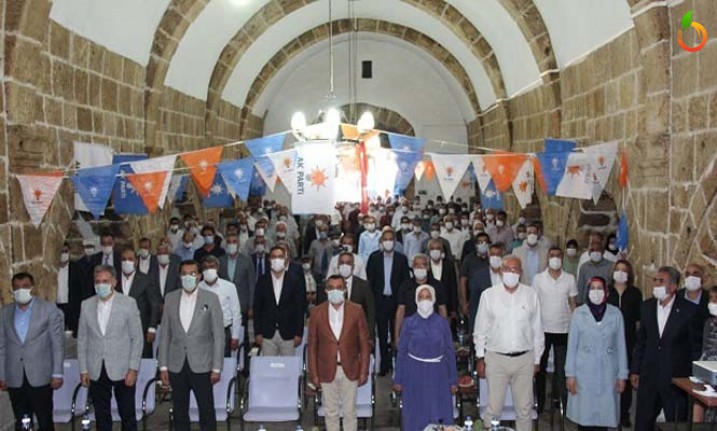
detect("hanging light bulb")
[357,111,375,133]
[323,108,341,140]
[291,112,307,131]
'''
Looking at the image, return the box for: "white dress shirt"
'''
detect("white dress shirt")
[121,271,136,296]
[474,283,545,365]
[57,265,69,305]
[657,295,675,337]
[167,228,185,252]
[158,264,170,297]
[272,271,285,305]
[532,269,578,334]
[489,269,502,287]
[97,295,115,336]
[440,229,468,260]
[138,257,151,275]
[430,260,443,281]
[304,271,317,293]
[179,290,198,333]
[199,278,242,340]
[345,276,354,298]
[329,303,345,341]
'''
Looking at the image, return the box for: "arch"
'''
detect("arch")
[339,102,416,137]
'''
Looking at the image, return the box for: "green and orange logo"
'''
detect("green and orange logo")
[678,10,708,53]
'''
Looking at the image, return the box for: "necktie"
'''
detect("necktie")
[321,249,329,274]
[104,254,109,265]
[260,257,265,275]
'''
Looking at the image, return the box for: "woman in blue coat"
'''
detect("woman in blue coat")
[565,276,628,430]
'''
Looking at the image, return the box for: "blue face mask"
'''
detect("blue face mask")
[327,289,345,305]
[477,243,489,255]
[95,283,113,299]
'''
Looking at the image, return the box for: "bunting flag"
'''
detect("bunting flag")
[126,171,168,213]
[112,154,149,215]
[257,161,278,193]
[618,150,629,189]
[555,152,593,199]
[73,142,113,213]
[468,155,494,193]
[424,160,436,181]
[167,174,189,203]
[265,149,296,193]
[130,155,177,209]
[341,124,360,141]
[245,134,286,184]
[430,153,472,198]
[368,148,398,199]
[482,153,528,192]
[201,173,234,208]
[480,179,504,210]
[414,160,426,181]
[218,158,255,202]
[544,138,577,153]
[72,164,121,219]
[179,147,222,197]
[249,165,267,197]
[536,151,571,196]
[394,150,422,191]
[292,142,337,215]
[616,211,629,252]
[17,173,64,226]
[388,134,428,153]
[512,158,535,209]
[584,141,618,204]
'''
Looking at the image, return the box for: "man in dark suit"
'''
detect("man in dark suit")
[90,232,122,283]
[460,233,498,329]
[365,229,410,375]
[193,225,225,264]
[253,246,306,356]
[136,237,156,276]
[59,242,94,337]
[149,242,180,314]
[219,232,256,356]
[251,237,270,282]
[631,266,703,430]
[679,263,710,322]
[118,248,161,358]
[427,238,459,320]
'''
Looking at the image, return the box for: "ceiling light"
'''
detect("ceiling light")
[357,111,375,133]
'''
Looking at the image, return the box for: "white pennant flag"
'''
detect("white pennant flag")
[414,160,426,181]
[556,152,593,200]
[469,155,493,193]
[292,142,337,215]
[17,174,64,226]
[584,141,618,204]
[430,153,472,199]
[167,174,187,204]
[511,158,534,209]
[266,149,296,193]
[130,155,177,209]
[368,148,399,199]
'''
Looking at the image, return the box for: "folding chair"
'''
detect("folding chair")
[240,356,303,431]
[478,378,539,430]
[314,356,376,430]
[53,359,89,431]
[184,356,238,428]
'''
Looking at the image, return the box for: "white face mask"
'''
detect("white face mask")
[709,303,717,317]
[517,232,526,240]
[102,245,113,255]
[203,268,218,283]
[502,272,520,288]
[226,243,239,255]
[417,299,434,319]
[526,234,538,246]
[496,219,505,228]
[489,255,502,270]
[461,219,470,227]
[429,250,443,261]
[339,264,353,279]
[365,223,376,232]
[382,240,395,252]
[343,244,354,254]
[613,270,629,284]
[445,222,454,230]
[566,248,577,257]
[277,231,286,239]
[413,268,428,280]
[183,242,193,249]
[589,289,605,305]
[518,217,526,225]
[685,276,702,292]
[95,283,113,299]
[653,286,667,300]
[255,244,266,254]
[13,288,32,305]
[204,235,214,245]
[548,257,562,270]
[430,231,440,239]
[181,275,197,292]
[486,214,495,221]
[84,247,95,257]
[327,289,345,305]
[60,252,70,263]
[302,262,311,271]
[255,228,265,237]
[271,258,286,272]
[413,225,422,234]
[157,254,170,266]
[477,243,489,255]
[590,251,602,263]
[138,248,150,259]
[121,260,135,275]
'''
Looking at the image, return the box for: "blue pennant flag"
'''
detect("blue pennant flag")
[616,211,629,252]
[174,175,189,201]
[201,174,234,209]
[249,164,267,197]
[388,134,428,153]
[244,134,286,179]
[480,179,504,210]
[218,158,255,202]
[111,154,149,215]
[544,138,576,153]
[536,151,571,196]
[72,164,121,219]
[394,150,423,192]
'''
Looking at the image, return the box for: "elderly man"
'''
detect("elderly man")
[395,254,447,344]
[326,234,367,280]
[474,255,544,431]
[678,263,709,320]
[199,255,242,357]
[513,223,549,286]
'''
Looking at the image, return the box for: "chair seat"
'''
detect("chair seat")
[479,406,539,420]
[243,407,300,422]
[53,410,74,423]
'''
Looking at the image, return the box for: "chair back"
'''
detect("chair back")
[53,359,86,423]
[248,356,303,410]
[189,356,238,422]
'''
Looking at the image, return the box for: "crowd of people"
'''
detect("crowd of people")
[0,194,713,431]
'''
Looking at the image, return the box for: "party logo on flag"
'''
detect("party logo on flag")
[480,179,504,210]
[72,164,121,219]
[130,155,176,210]
[112,154,149,215]
[180,147,222,197]
[218,158,255,202]
[17,173,64,226]
[307,166,329,190]
[126,171,167,214]
[202,174,234,208]
[482,153,528,192]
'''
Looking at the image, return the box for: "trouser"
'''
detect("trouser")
[621,378,633,421]
[577,427,607,431]
[261,332,295,356]
[170,360,216,431]
[57,304,68,329]
[224,326,233,357]
[536,332,568,412]
[635,380,688,430]
[322,366,359,431]
[8,373,54,431]
[484,350,534,431]
[90,363,137,431]
[376,295,397,373]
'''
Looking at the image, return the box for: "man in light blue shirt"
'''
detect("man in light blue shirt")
[173,231,197,261]
[358,216,381,261]
[403,218,429,266]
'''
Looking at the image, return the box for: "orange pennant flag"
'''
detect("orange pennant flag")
[424,160,436,181]
[127,171,168,213]
[179,146,223,197]
[618,150,628,188]
[341,124,360,140]
[482,153,529,192]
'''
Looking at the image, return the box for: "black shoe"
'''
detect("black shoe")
[621,417,632,428]
[378,370,389,377]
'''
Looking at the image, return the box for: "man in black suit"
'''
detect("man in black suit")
[58,242,93,337]
[219,233,256,323]
[149,242,180,315]
[90,233,122,283]
[679,263,710,322]
[118,248,162,358]
[136,237,156,276]
[631,266,703,430]
[251,237,270,282]
[427,238,459,320]
[365,229,410,375]
[253,246,306,356]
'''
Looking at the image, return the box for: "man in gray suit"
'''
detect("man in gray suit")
[0,272,65,431]
[150,242,181,311]
[218,232,255,357]
[512,223,549,285]
[159,259,225,431]
[78,265,144,431]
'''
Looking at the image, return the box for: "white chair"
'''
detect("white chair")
[478,378,538,429]
[240,356,303,431]
[186,355,238,426]
[294,326,308,357]
[52,359,89,427]
[315,356,376,430]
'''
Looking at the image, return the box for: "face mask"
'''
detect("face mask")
[271,258,286,272]
[518,233,526,240]
[430,231,440,239]
[438,208,446,215]
[608,243,617,251]
[566,248,577,257]
[445,222,454,230]
[401,206,408,213]
[486,214,495,221]
[589,289,605,305]
[255,244,266,254]
[84,247,95,257]
[422,214,430,220]
[461,219,469,227]
[429,250,443,261]
[276,231,286,239]
[343,244,354,253]
[157,254,170,266]
[709,303,717,317]
[279,216,287,222]
[489,255,502,270]
[170,225,179,232]
[410,225,420,234]
[652,286,667,300]
[366,223,376,232]
[685,276,702,292]
[496,220,505,228]
[13,288,32,305]
[549,257,562,270]
[417,299,434,319]
[204,235,214,245]
[413,268,428,280]
[401,223,410,231]
[613,270,628,284]
[181,275,197,292]
[190,227,200,235]
[339,264,353,279]
[590,251,602,263]
[255,228,265,237]
[526,234,538,246]
[327,289,345,305]
[502,272,520,288]
[60,252,70,263]
[319,232,328,240]
[315,220,325,228]
[518,217,526,225]
[331,239,341,247]
[226,243,239,255]
[203,268,218,283]
[102,245,113,255]
[382,240,395,252]
[95,283,113,299]
[302,263,311,271]
[138,248,150,259]
[121,260,135,275]
[183,242,193,249]
[477,243,489,255]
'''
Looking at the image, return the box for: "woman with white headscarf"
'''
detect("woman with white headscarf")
[393,285,457,430]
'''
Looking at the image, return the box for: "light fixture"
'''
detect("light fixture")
[357,111,375,133]
[291,112,307,131]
